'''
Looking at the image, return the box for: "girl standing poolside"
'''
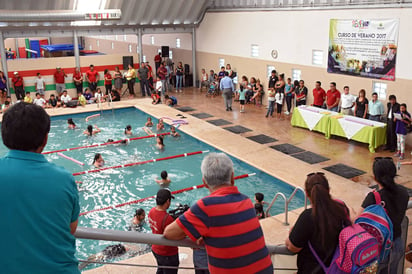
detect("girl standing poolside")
[394,103,411,160]
[284,78,293,115]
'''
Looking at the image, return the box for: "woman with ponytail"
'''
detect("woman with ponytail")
[359,157,408,273]
[285,172,351,273]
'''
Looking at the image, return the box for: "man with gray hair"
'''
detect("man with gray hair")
[164,153,273,273]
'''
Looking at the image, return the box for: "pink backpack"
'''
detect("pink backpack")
[309,224,379,273]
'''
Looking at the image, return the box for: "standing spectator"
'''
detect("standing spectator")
[312,81,326,108]
[165,60,173,92]
[326,82,340,112]
[138,62,151,97]
[275,88,285,120]
[164,153,273,274]
[268,69,278,90]
[146,61,154,92]
[34,73,46,98]
[0,103,80,273]
[296,80,308,106]
[154,52,162,76]
[12,71,24,100]
[225,64,233,78]
[286,172,351,273]
[220,71,235,111]
[238,85,246,113]
[275,73,285,94]
[354,89,369,119]
[358,158,409,272]
[126,64,136,98]
[0,71,7,96]
[73,67,83,94]
[386,95,400,152]
[237,75,248,101]
[54,67,67,96]
[368,92,385,121]
[340,86,356,115]
[200,68,209,91]
[217,66,225,90]
[175,62,184,93]
[284,77,293,115]
[148,189,179,274]
[266,88,275,118]
[394,104,411,160]
[86,64,99,92]
[157,62,168,96]
[113,66,123,95]
[103,69,113,95]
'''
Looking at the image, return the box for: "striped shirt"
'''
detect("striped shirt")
[176,186,273,274]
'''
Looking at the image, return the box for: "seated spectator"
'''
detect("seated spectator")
[200,68,209,91]
[110,89,120,102]
[164,94,177,107]
[151,91,161,105]
[354,89,368,119]
[33,93,46,108]
[164,153,273,273]
[47,94,60,108]
[60,90,72,108]
[94,88,106,104]
[83,88,94,104]
[24,91,33,103]
[285,172,351,272]
[77,91,86,107]
[368,92,384,121]
[128,208,145,232]
[356,158,408,273]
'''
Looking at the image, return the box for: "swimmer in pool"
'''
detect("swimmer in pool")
[170,125,180,137]
[128,208,146,231]
[157,118,165,131]
[124,125,132,135]
[92,153,104,168]
[67,118,76,129]
[83,125,101,136]
[156,136,165,150]
[145,117,153,127]
[156,170,171,186]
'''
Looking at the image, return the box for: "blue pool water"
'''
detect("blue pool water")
[0,107,305,268]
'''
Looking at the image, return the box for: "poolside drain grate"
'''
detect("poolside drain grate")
[176,106,196,112]
[291,151,330,165]
[207,119,232,126]
[191,113,214,119]
[224,125,253,134]
[247,134,277,144]
[323,163,366,179]
[270,143,305,155]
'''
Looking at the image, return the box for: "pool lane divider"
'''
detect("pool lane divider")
[79,173,256,216]
[72,150,210,176]
[42,132,171,155]
[57,152,85,166]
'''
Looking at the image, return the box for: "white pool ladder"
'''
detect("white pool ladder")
[265,186,308,225]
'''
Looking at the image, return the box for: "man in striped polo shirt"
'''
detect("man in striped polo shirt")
[164,153,273,274]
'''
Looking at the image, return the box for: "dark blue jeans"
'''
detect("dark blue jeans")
[152,251,179,274]
[266,101,275,117]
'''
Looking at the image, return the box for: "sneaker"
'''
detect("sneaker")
[179,90,183,93]
[400,153,405,160]
[284,111,290,115]
[229,107,232,111]
[394,151,401,157]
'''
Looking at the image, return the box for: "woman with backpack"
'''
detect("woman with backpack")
[285,172,351,273]
[358,157,409,274]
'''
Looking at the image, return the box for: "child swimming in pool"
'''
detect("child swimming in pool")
[156,136,165,150]
[67,118,76,129]
[155,170,171,186]
[92,153,104,168]
[124,125,132,135]
[145,117,153,127]
[157,118,165,131]
[84,125,101,136]
[170,125,180,137]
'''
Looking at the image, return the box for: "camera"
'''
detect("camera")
[169,203,190,219]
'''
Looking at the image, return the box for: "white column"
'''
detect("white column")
[73,30,80,68]
[0,32,10,95]
[138,28,143,64]
[192,27,196,87]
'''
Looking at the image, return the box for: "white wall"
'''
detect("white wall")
[197,9,412,80]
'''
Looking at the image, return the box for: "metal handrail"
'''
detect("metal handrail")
[265,187,308,225]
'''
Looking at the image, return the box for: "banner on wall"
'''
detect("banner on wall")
[327,19,399,81]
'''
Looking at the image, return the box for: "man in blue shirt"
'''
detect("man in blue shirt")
[219,71,235,111]
[368,92,385,122]
[0,102,80,273]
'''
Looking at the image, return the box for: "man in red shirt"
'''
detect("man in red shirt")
[157,62,168,95]
[54,67,67,95]
[148,189,179,274]
[85,65,100,92]
[312,81,326,108]
[154,53,162,77]
[12,71,24,100]
[326,82,341,112]
[165,153,273,274]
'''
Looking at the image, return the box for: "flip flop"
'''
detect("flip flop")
[180,116,187,119]
[176,114,183,116]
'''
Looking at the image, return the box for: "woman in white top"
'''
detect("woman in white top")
[275,89,285,120]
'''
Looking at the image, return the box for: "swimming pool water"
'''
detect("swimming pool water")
[0,107,305,269]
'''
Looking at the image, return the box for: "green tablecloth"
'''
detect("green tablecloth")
[291,107,387,153]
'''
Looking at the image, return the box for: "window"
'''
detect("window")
[218,58,225,68]
[251,44,259,57]
[143,55,147,63]
[158,48,162,54]
[96,40,100,47]
[372,82,387,100]
[128,44,132,53]
[312,50,323,65]
[111,42,114,49]
[176,38,181,48]
[169,50,173,59]
[115,34,118,40]
[89,44,93,50]
[151,36,155,45]
[292,69,302,82]
[267,65,275,79]
[123,34,127,41]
